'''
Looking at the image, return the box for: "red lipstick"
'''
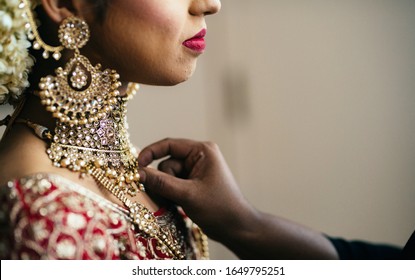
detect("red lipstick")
[183,29,207,53]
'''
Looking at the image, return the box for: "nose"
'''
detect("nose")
[190,0,221,16]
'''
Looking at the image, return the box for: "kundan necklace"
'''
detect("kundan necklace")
[17,92,209,260]
[14,1,209,259]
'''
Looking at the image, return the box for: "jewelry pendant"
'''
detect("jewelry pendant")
[38,16,122,126]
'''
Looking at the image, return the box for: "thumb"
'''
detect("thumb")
[139,167,190,204]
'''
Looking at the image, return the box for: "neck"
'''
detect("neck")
[18,94,56,131]
[51,95,131,153]
[15,92,142,196]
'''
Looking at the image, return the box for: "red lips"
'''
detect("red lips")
[183,29,207,53]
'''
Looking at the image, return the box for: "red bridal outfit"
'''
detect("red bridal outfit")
[0,5,208,261]
[0,174,207,260]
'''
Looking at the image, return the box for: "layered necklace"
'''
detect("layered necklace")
[20,87,185,260]
[19,85,208,260]
[12,0,209,259]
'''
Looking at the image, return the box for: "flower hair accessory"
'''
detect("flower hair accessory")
[0,0,37,106]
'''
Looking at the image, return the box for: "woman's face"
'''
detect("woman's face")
[84,0,221,86]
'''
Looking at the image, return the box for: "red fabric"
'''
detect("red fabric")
[0,174,202,260]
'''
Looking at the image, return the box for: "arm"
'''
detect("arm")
[138,138,338,259]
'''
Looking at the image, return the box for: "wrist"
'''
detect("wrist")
[220,202,264,252]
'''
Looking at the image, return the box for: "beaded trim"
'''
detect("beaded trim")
[17,112,188,259]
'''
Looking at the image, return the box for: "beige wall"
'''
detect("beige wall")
[200,0,415,259]
[1,0,415,259]
[113,0,415,259]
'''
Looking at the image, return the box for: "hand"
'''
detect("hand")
[138,138,338,259]
[137,138,257,242]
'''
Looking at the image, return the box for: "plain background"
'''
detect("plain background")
[1,0,415,259]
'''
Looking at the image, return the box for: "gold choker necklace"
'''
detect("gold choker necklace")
[14,2,208,258]
[47,96,144,196]
[15,97,198,259]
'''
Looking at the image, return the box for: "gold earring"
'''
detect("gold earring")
[38,16,121,126]
[21,0,64,60]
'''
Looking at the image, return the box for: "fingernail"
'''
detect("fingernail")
[137,169,146,183]
[137,152,149,166]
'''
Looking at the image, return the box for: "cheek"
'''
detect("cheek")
[93,1,193,85]
[111,0,182,42]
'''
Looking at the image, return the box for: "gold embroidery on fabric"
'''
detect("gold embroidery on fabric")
[1,174,202,259]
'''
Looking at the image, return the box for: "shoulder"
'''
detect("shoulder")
[0,127,52,185]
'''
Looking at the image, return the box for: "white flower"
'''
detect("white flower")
[0,59,8,73]
[0,0,35,105]
[0,11,12,32]
[8,0,20,7]
[0,85,7,94]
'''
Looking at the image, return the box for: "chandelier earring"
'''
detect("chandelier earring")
[13,0,209,260]
[37,16,121,125]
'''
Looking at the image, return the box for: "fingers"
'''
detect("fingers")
[138,138,196,167]
[138,167,190,203]
[158,158,186,177]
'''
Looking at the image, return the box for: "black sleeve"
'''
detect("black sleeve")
[402,231,415,259]
[327,236,403,260]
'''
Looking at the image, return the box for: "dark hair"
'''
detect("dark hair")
[87,0,109,22]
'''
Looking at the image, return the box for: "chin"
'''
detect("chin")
[127,62,197,86]
[156,65,196,86]
[166,75,191,86]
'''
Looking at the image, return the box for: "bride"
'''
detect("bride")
[0,0,220,259]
